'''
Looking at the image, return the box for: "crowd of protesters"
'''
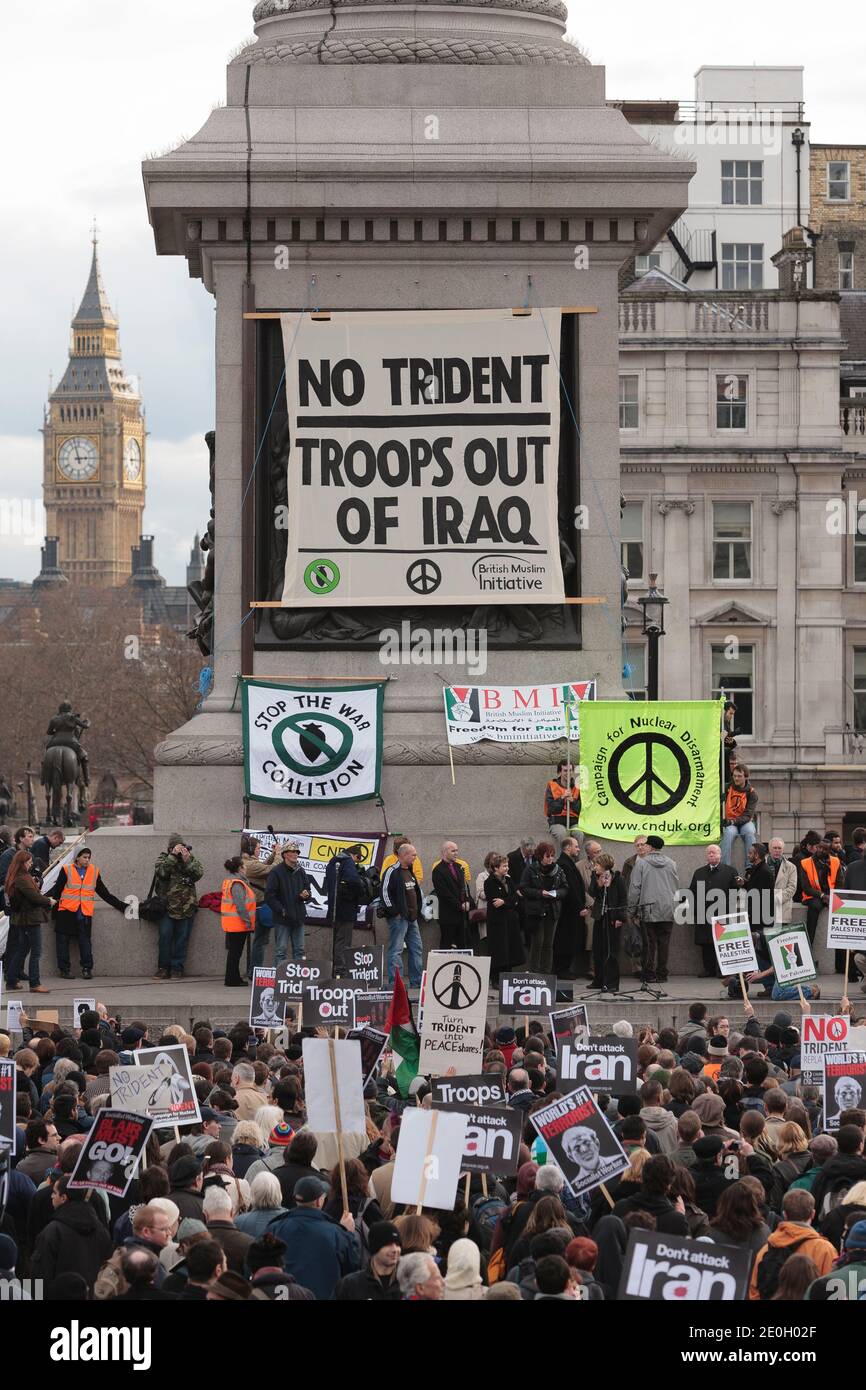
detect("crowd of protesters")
[2,995,866,1302]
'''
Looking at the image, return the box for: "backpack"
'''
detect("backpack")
[471,1194,508,1253]
[756,1234,812,1300]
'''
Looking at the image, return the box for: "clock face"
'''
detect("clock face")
[124,437,142,483]
[57,437,98,482]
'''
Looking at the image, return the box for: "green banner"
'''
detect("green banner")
[578,700,722,845]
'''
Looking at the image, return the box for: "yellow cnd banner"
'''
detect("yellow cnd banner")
[578,700,723,845]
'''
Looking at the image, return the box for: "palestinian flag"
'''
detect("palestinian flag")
[384,972,420,1099]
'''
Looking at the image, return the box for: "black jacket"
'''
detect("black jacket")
[692,1162,737,1220]
[520,861,567,924]
[333,1266,402,1301]
[431,859,471,928]
[31,1199,113,1289]
[812,1155,866,1217]
[265,862,312,928]
[687,863,741,945]
[557,853,587,919]
[743,862,776,930]
[612,1192,689,1236]
[381,862,421,921]
[251,1268,315,1300]
[845,858,866,893]
[324,852,368,925]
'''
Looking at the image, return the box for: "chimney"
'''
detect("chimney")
[33,536,68,590]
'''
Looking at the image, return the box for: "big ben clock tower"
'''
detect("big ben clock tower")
[43,229,145,586]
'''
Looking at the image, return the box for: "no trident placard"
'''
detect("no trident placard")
[418,952,490,1076]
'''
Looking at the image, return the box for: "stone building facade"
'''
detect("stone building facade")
[619,277,866,851]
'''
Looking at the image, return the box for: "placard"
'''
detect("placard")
[801,1014,850,1086]
[279,307,565,608]
[110,1045,200,1128]
[549,1002,590,1054]
[391,1107,470,1212]
[67,1110,153,1198]
[345,1026,389,1088]
[529,1085,628,1199]
[828,889,866,950]
[430,1074,506,1108]
[0,1057,16,1150]
[346,945,384,987]
[301,979,358,1030]
[250,967,284,1027]
[619,1229,750,1302]
[766,928,817,986]
[353,991,392,1031]
[432,1101,523,1177]
[711,912,759,977]
[499,973,557,1015]
[823,1052,866,1130]
[557,1035,639,1097]
[5,1001,24,1034]
[302,1038,367,1135]
[418,952,490,1076]
[73,997,97,1024]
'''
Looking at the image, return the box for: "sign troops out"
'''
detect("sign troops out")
[430,1075,507,1108]
[419,952,490,1076]
[530,1085,629,1199]
[301,979,358,1030]
[499,973,557,1015]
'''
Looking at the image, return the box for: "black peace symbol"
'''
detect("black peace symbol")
[407,559,442,595]
[607,732,691,816]
[431,960,482,1010]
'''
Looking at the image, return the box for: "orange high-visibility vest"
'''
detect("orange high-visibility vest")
[221,877,257,933]
[801,855,840,901]
[545,780,578,820]
[58,862,98,917]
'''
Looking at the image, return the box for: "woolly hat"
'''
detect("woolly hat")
[708,1036,728,1058]
[368,1221,402,1255]
[269,1122,294,1147]
[844,1220,866,1251]
[693,1093,726,1126]
[773,1010,793,1029]
[496,1025,517,1045]
[679,1052,705,1076]
[693,1135,724,1161]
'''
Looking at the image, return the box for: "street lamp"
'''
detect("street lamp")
[638,573,669,701]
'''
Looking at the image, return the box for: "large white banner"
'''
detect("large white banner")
[279,309,565,607]
[444,679,595,745]
[242,680,383,804]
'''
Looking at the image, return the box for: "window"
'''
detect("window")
[828,161,851,201]
[635,253,662,277]
[713,502,752,579]
[855,651,866,730]
[621,502,644,580]
[855,527,866,583]
[624,642,647,700]
[712,643,755,736]
[839,247,855,291]
[721,160,763,206]
[716,374,748,431]
[619,374,639,430]
[721,243,764,290]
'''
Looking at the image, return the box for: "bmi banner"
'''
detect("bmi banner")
[242,681,384,805]
[444,680,595,746]
[578,701,722,845]
[247,829,387,920]
[619,1230,750,1302]
[279,308,565,607]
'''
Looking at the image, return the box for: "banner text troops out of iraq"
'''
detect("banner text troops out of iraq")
[578,700,722,846]
[279,309,565,607]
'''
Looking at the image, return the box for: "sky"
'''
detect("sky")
[1,0,864,583]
